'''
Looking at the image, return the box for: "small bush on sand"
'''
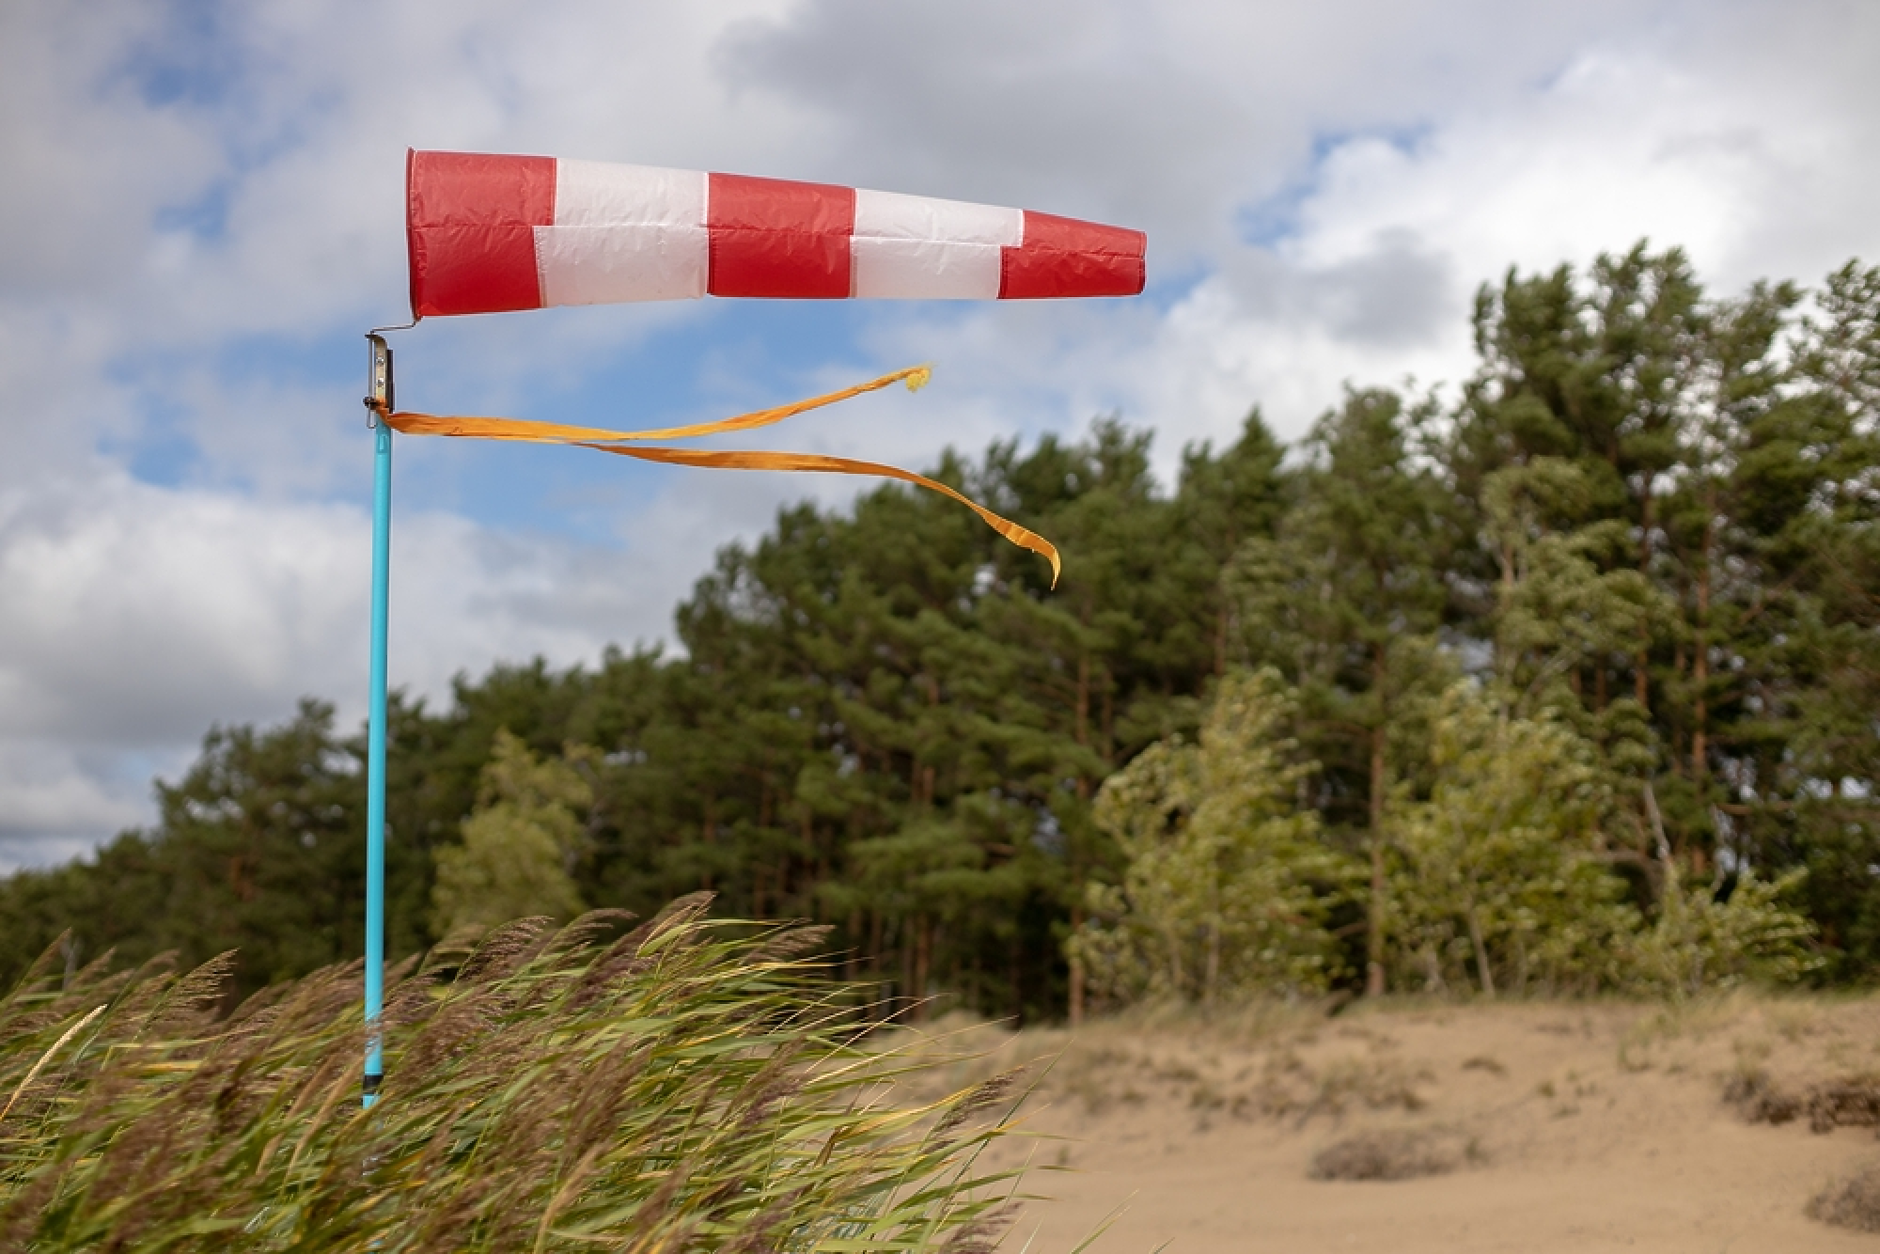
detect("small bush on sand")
[1308,1128,1473,1182]
[1723,1069,1880,1133]
[1804,1077,1880,1134]
[0,897,1027,1252]
[1722,1068,1803,1125]
[1809,1162,1880,1234]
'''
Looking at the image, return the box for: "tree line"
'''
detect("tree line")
[1,244,1875,1017]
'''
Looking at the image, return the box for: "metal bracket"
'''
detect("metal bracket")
[365,333,394,427]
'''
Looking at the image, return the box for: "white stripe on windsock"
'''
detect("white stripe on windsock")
[851,189,1022,300]
[536,160,709,307]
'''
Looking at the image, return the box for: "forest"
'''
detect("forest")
[2,243,1875,1021]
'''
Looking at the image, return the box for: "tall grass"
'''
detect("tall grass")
[0,895,1029,1251]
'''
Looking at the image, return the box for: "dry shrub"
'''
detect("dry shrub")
[1724,1069,1880,1132]
[1809,1161,1880,1233]
[1256,1049,1431,1123]
[1806,1076,1880,1134]
[1723,1068,1803,1125]
[1308,1127,1476,1182]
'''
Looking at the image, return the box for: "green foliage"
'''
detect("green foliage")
[430,731,592,935]
[1621,867,1823,994]
[0,702,366,1001]
[1462,251,1879,979]
[1074,677,1822,1003]
[0,904,1030,1251]
[1482,458,1674,715]
[1387,685,1636,995]
[1071,670,1358,1003]
[1228,388,1454,993]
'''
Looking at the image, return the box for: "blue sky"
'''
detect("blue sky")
[3,0,1879,868]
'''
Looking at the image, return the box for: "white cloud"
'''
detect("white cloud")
[716,0,1665,255]
[0,471,677,859]
[846,6,1880,471]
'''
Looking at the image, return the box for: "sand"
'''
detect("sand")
[892,994,1880,1252]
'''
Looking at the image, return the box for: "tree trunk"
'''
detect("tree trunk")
[1636,487,1655,711]
[845,910,861,981]
[1692,487,1713,791]
[898,915,914,1018]
[1075,650,1090,749]
[1644,779,1673,863]
[1010,936,1024,1027]
[1163,923,1184,995]
[1101,680,1115,765]
[808,811,822,920]
[1466,902,1495,998]
[1070,643,1093,1024]
[1204,920,1220,1009]
[1068,903,1086,1027]
[913,915,932,1021]
[1365,709,1388,997]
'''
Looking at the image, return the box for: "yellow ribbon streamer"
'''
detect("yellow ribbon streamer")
[377,367,1061,587]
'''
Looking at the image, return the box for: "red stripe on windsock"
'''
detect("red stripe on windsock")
[408,151,556,318]
[1000,211,1146,299]
[707,173,856,299]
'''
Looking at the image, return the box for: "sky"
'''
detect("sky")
[3,0,1878,870]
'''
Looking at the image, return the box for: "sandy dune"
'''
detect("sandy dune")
[895,995,1880,1252]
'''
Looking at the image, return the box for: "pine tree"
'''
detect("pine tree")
[430,730,591,934]
[1388,684,1634,995]
[1230,387,1450,994]
[1072,669,1356,1005]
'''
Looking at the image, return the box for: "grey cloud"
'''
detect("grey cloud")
[716,0,1661,257]
[1306,231,1454,349]
[0,3,224,295]
[1203,229,1457,352]
[719,1,1260,245]
[0,734,171,863]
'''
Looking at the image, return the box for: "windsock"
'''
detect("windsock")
[407,150,1146,318]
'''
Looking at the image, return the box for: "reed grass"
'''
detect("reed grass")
[0,895,1029,1252]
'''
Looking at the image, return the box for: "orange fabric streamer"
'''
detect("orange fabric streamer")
[377,366,1061,586]
[386,365,932,444]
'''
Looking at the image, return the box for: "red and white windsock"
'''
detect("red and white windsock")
[407,150,1146,318]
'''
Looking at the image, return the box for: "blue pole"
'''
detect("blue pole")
[364,406,393,1107]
